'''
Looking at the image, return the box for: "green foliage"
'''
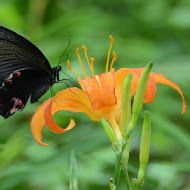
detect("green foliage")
[0,0,189,189]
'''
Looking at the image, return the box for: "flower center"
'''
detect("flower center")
[67,35,118,110]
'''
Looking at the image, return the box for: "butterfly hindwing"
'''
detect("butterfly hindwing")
[0,69,50,118]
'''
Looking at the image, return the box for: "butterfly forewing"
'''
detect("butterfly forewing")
[0,26,51,75]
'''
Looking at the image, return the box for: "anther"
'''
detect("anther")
[67,60,80,78]
[109,35,114,46]
[90,57,95,62]
[76,47,87,78]
[76,47,79,54]
[90,57,95,76]
[82,45,87,52]
[67,60,72,71]
[110,51,117,71]
[82,45,95,76]
[113,51,117,61]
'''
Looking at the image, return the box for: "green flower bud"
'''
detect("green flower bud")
[137,111,151,187]
[121,74,132,137]
[101,118,117,144]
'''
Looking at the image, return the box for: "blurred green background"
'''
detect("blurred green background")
[0,0,189,189]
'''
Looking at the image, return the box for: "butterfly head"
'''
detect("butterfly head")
[55,66,62,72]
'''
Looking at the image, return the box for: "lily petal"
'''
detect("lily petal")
[115,68,157,103]
[132,68,157,103]
[115,68,139,98]
[79,69,117,110]
[44,100,76,134]
[153,73,187,114]
[52,87,101,121]
[31,98,76,146]
[31,87,107,145]
[30,99,51,146]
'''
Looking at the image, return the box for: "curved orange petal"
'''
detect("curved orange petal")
[44,100,75,134]
[31,87,101,145]
[153,73,187,114]
[52,87,101,121]
[31,98,76,146]
[30,99,51,146]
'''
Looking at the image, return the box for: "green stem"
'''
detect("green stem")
[122,169,132,190]
[113,151,122,188]
[133,181,141,190]
[112,139,133,190]
[121,141,132,190]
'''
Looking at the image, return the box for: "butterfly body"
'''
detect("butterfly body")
[0,26,61,118]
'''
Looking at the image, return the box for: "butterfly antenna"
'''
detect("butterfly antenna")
[58,39,71,66]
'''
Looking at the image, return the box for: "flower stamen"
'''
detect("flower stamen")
[105,35,114,73]
[67,60,80,78]
[110,51,117,71]
[82,45,95,76]
[76,47,87,78]
[90,57,95,76]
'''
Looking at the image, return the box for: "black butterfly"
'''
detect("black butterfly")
[0,26,64,118]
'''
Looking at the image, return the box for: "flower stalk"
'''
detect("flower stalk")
[121,143,132,190]
[113,150,122,189]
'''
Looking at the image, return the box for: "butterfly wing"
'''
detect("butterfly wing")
[0,69,50,118]
[0,26,53,118]
[0,26,51,79]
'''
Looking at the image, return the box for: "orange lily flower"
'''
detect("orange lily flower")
[31,35,187,146]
